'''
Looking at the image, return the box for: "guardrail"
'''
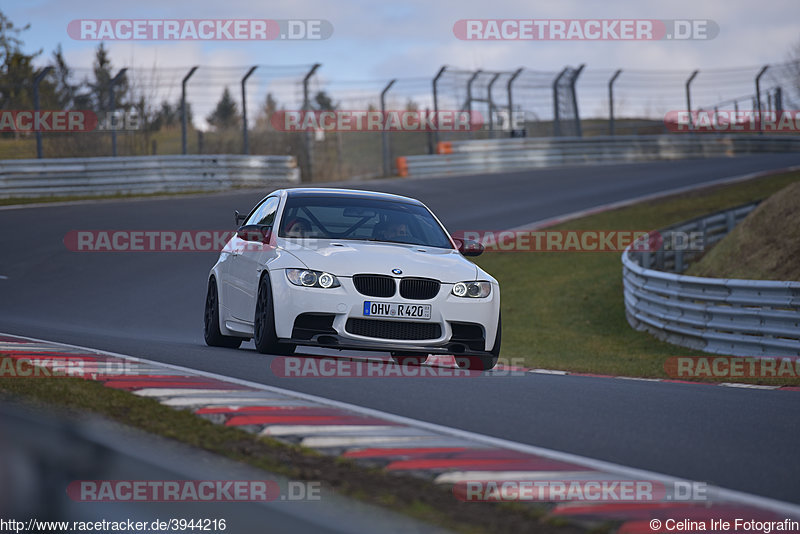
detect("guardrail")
[396,135,800,178]
[0,154,300,199]
[622,202,800,357]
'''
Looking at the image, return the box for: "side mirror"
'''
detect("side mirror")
[236,225,271,244]
[453,237,484,257]
[234,210,247,226]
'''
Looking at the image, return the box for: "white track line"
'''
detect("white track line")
[4,331,800,519]
[0,188,270,212]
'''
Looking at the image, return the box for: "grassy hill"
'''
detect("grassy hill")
[686,181,800,281]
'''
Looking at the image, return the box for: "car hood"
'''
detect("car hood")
[279,239,479,282]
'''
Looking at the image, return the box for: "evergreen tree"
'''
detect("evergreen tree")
[313,90,336,111]
[206,87,241,130]
[88,43,128,111]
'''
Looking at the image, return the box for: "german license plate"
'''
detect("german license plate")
[363,301,431,320]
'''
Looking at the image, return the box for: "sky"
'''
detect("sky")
[4,0,799,125]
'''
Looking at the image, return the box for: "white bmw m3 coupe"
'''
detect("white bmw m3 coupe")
[204,188,501,370]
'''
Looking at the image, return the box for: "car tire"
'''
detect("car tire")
[254,273,296,355]
[455,313,501,371]
[391,352,428,366]
[204,278,243,349]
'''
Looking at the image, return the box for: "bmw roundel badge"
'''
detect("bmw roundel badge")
[392,268,403,275]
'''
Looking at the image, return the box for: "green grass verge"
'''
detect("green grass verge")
[0,359,594,534]
[475,171,800,384]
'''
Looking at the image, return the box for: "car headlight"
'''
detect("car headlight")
[451,281,491,298]
[286,269,340,288]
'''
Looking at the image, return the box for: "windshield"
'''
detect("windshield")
[278,196,453,249]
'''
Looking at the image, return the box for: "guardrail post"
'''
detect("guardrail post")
[655,247,665,270]
[109,68,127,157]
[608,69,622,136]
[302,63,321,182]
[380,79,396,177]
[432,66,447,150]
[466,70,481,138]
[685,70,699,131]
[181,66,198,155]
[674,247,684,273]
[755,65,769,134]
[241,66,257,155]
[487,73,501,138]
[697,218,707,252]
[506,68,523,138]
[552,68,568,137]
[725,211,735,233]
[641,251,651,269]
[33,66,53,159]
[569,64,585,137]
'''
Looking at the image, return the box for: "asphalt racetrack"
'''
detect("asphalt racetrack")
[1,154,799,504]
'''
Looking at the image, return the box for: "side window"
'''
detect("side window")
[245,197,280,227]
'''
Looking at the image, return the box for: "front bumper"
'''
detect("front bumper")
[269,269,500,353]
[285,334,493,356]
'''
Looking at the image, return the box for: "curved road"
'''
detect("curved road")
[1,154,799,505]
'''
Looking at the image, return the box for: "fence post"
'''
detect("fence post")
[506,68,523,138]
[569,64,585,137]
[109,68,127,157]
[684,70,699,131]
[466,70,481,138]
[432,66,447,150]
[552,67,568,137]
[755,65,769,134]
[487,73,501,137]
[380,79,396,177]
[608,69,622,136]
[425,107,434,153]
[241,66,257,155]
[302,63,321,182]
[33,66,53,159]
[181,66,198,155]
